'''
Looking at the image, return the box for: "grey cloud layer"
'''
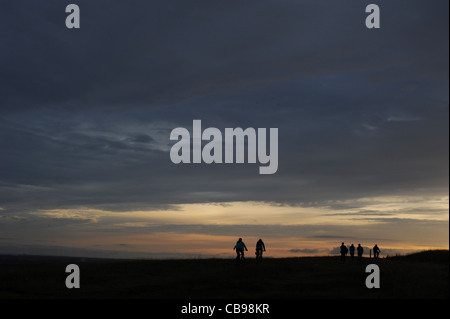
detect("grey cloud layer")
[0,0,448,213]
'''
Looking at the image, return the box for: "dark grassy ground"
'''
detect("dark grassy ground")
[0,250,448,299]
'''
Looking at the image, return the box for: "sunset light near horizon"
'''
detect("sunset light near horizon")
[0,0,448,261]
[1,196,447,258]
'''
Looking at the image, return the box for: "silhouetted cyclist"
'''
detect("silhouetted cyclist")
[233,238,248,263]
[255,239,266,262]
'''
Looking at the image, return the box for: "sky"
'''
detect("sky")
[0,0,448,259]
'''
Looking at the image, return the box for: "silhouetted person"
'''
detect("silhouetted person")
[233,238,248,263]
[340,242,348,261]
[357,244,364,261]
[349,244,355,259]
[373,244,380,259]
[255,239,266,262]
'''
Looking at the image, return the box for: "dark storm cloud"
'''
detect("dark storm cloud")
[0,0,448,213]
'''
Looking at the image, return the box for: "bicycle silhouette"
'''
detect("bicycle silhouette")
[235,250,246,265]
[255,248,264,263]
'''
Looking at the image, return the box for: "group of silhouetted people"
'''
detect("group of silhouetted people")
[340,242,381,261]
[232,238,382,263]
[233,238,266,264]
